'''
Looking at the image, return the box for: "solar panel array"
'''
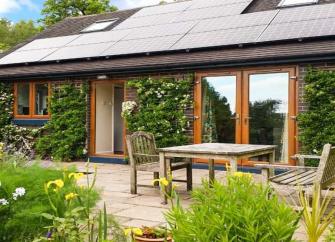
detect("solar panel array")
[1,0,335,65]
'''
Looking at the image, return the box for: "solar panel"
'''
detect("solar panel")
[131,1,193,18]
[102,35,182,56]
[123,21,197,40]
[171,25,267,50]
[172,3,248,23]
[19,35,80,51]
[273,3,335,24]
[258,17,335,42]
[191,10,277,33]
[42,42,113,61]
[189,0,251,10]
[0,48,58,65]
[67,29,131,46]
[113,12,179,30]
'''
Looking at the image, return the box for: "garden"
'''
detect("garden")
[0,68,334,241]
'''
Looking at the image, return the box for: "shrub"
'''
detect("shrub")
[298,68,335,166]
[36,83,88,161]
[0,163,99,241]
[123,75,193,147]
[166,174,300,241]
[0,82,13,129]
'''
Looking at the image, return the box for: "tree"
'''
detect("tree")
[0,19,40,52]
[40,0,118,27]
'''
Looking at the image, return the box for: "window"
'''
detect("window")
[15,82,50,118]
[81,19,118,33]
[278,0,318,7]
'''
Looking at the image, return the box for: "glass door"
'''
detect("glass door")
[194,72,242,163]
[242,69,296,164]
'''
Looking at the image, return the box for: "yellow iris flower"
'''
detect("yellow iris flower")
[65,192,78,201]
[233,172,252,179]
[124,228,143,236]
[152,177,169,186]
[68,172,84,180]
[47,179,64,189]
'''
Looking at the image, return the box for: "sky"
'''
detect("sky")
[0,0,174,23]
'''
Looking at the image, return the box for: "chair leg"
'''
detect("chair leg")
[187,161,193,191]
[130,167,137,194]
[153,172,159,187]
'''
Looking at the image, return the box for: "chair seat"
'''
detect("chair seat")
[270,169,316,186]
[136,161,190,172]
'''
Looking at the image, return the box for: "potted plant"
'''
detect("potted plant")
[125,226,172,242]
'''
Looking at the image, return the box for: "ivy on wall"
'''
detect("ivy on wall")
[122,75,193,148]
[298,68,335,161]
[0,82,13,129]
[36,82,88,161]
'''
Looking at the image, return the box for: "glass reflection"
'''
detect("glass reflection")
[249,73,289,162]
[202,76,236,143]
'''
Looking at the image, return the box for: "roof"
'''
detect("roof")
[1,0,335,79]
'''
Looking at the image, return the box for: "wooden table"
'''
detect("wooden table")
[157,143,276,203]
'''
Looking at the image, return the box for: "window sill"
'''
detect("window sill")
[13,119,49,127]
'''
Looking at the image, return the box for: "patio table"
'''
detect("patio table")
[157,143,276,203]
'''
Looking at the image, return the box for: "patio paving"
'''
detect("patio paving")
[67,162,308,241]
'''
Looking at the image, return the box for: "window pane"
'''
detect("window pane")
[278,0,318,7]
[17,83,30,115]
[202,76,236,143]
[249,73,289,162]
[35,83,49,115]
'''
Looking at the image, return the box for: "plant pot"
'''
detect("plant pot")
[134,236,173,242]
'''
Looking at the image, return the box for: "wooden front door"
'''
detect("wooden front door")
[194,67,297,165]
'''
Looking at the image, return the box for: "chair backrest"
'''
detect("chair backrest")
[126,131,159,166]
[315,144,335,189]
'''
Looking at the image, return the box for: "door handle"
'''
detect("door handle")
[290,116,297,121]
[230,114,240,124]
[244,116,251,125]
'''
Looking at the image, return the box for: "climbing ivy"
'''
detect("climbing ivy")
[298,68,335,163]
[36,82,88,161]
[0,82,13,129]
[122,75,193,148]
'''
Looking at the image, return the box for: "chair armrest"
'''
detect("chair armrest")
[292,154,321,159]
[254,163,318,170]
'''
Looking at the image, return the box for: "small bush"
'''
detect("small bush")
[166,175,300,241]
[0,163,99,241]
[298,68,335,166]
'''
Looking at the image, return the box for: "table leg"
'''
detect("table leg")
[209,159,215,184]
[159,152,168,204]
[269,150,275,177]
[230,158,238,172]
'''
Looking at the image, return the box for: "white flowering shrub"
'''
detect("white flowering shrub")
[121,101,137,117]
[1,124,40,159]
[0,83,13,128]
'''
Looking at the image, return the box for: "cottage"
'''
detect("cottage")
[0,0,334,165]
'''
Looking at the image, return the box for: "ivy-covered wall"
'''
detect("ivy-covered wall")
[298,68,335,156]
[122,74,194,148]
[36,82,89,161]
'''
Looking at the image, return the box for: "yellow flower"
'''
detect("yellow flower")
[65,192,78,201]
[69,172,84,180]
[152,177,169,187]
[124,228,132,236]
[47,179,64,189]
[132,228,143,236]
[233,172,252,179]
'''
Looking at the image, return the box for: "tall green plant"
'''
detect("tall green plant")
[298,69,335,165]
[123,75,193,148]
[299,184,335,242]
[166,174,300,241]
[0,82,13,130]
[36,83,88,161]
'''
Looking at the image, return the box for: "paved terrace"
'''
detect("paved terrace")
[66,162,307,240]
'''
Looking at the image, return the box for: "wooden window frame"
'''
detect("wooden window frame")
[14,82,51,119]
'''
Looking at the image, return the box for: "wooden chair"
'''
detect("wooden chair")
[126,131,193,194]
[255,144,335,189]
